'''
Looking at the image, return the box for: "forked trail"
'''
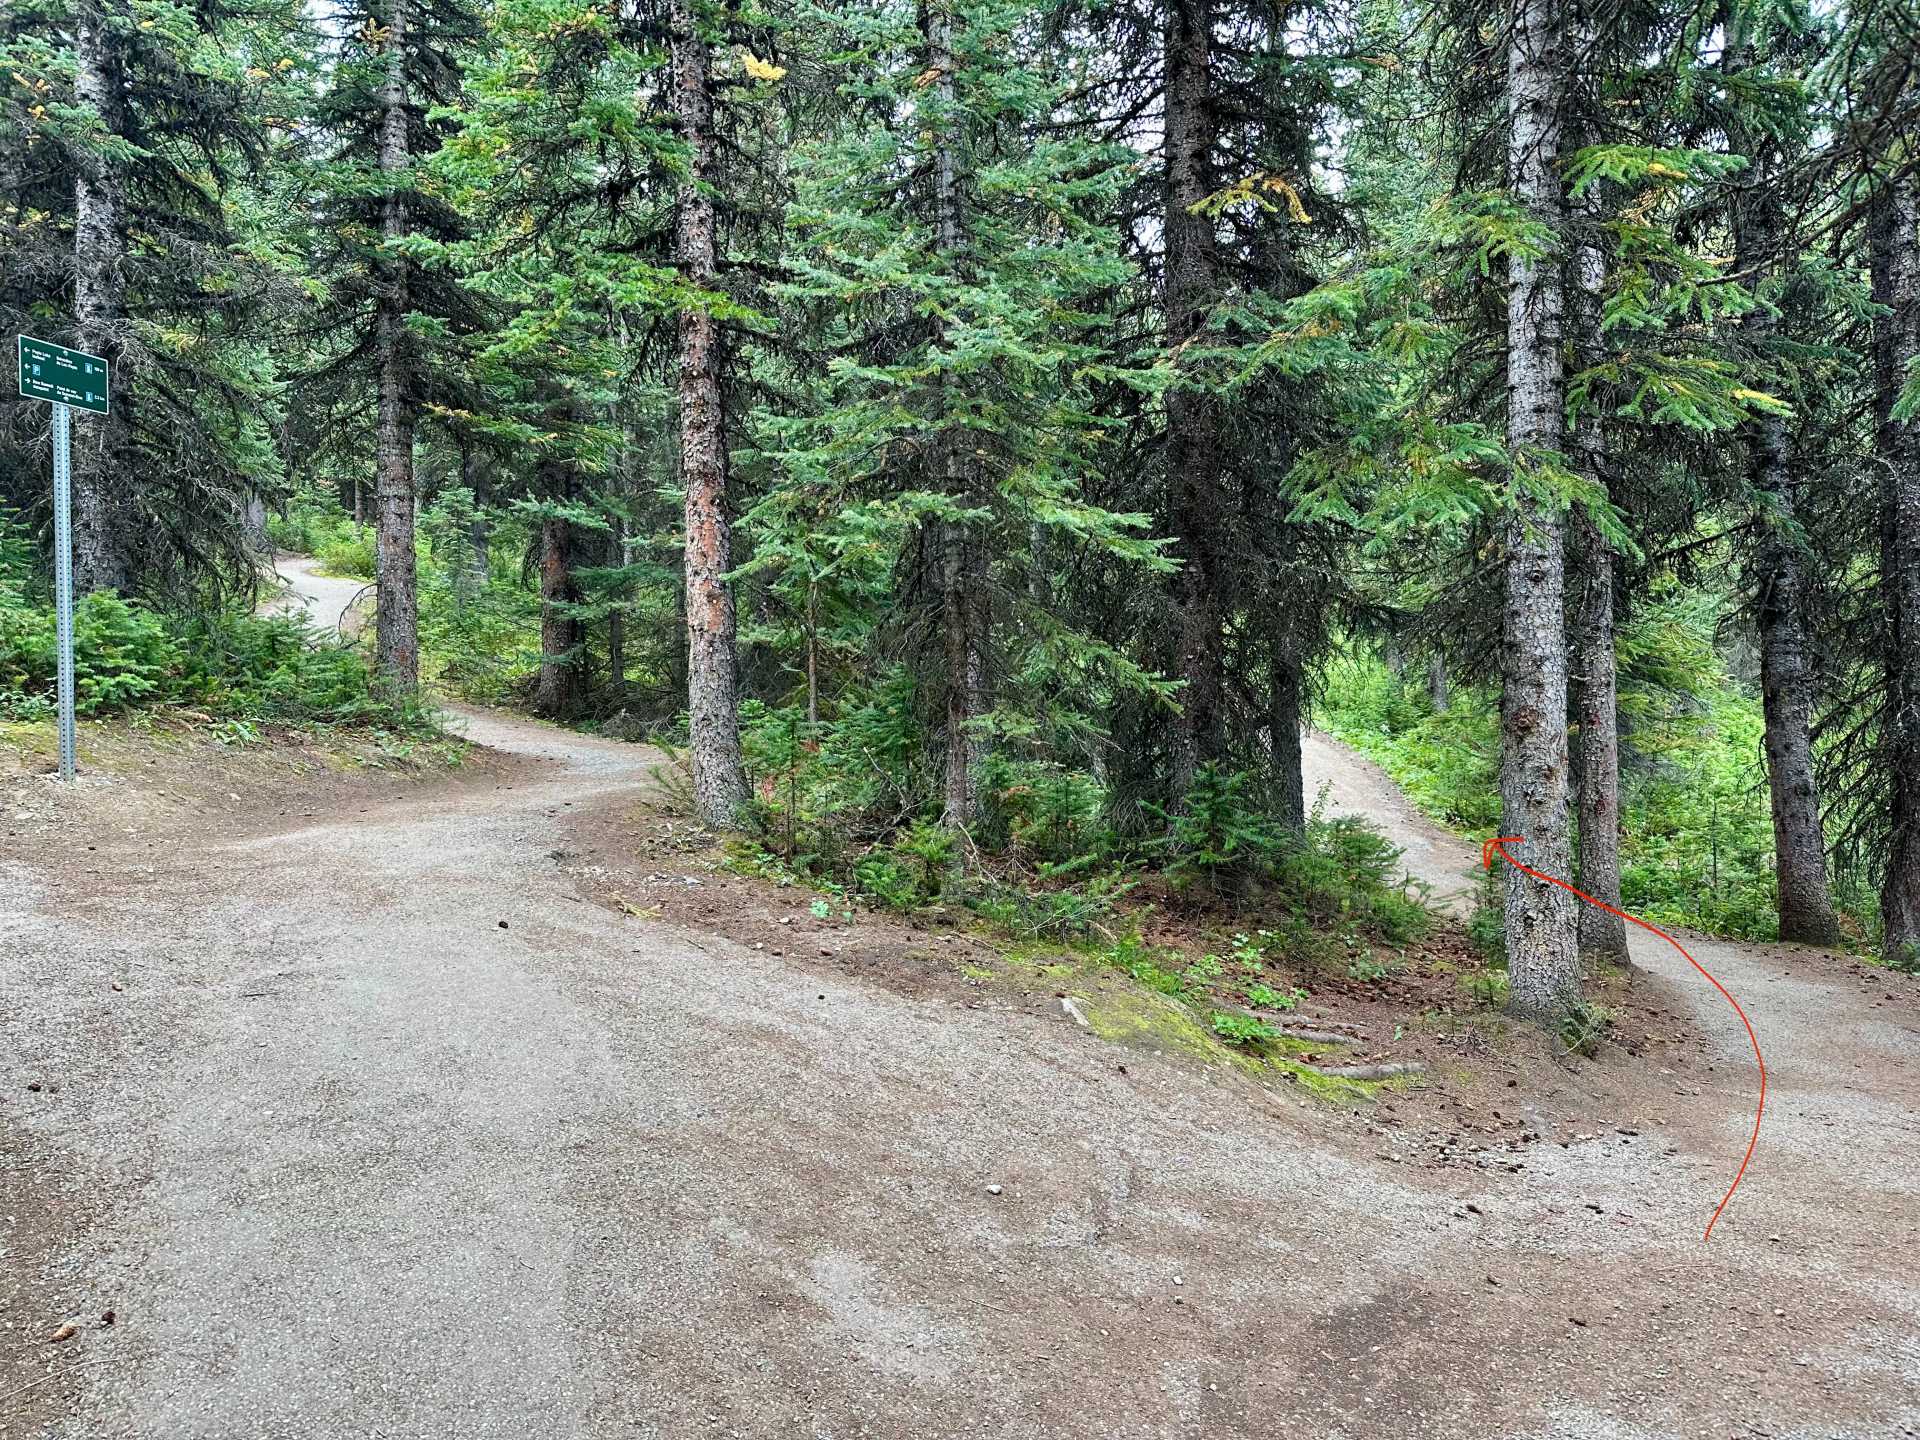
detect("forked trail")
[0,563,1912,1439]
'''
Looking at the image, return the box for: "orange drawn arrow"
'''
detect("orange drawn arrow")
[1483,835,1766,1242]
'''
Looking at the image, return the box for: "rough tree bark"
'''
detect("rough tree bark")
[1428,652,1449,714]
[1501,0,1580,1019]
[1163,0,1229,802]
[606,521,628,707]
[1267,647,1305,835]
[924,0,987,833]
[373,0,419,691]
[1721,24,1840,947]
[1567,188,1628,964]
[535,433,586,721]
[1876,175,1920,965]
[670,0,750,827]
[71,0,133,594]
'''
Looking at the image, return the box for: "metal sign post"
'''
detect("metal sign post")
[51,402,76,780]
[18,335,109,783]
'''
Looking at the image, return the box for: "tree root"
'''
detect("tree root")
[1301,1061,1426,1081]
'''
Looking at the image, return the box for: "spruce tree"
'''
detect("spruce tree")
[766,0,1172,833]
[1721,0,1843,945]
[2,0,298,597]
[309,0,486,690]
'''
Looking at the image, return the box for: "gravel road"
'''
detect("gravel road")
[1,567,1915,1439]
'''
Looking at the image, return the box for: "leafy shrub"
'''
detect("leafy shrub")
[1279,809,1430,943]
[983,756,1110,864]
[1463,968,1509,1007]
[1244,981,1305,1010]
[1210,1010,1278,1046]
[315,525,378,580]
[1158,765,1292,894]
[1557,1000,1612,1057]
[1347,952,1394,983]
[1101,932,1187,995]
[416,526,542,703]
[1317,623,1873,945]
[270,501,381,580]
[0,564,428,732]
[2,593,181,715]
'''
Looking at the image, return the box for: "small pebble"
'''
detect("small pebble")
[986,1184,1002,1196]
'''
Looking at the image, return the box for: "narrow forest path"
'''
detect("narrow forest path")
[1303,725,1920,1258]
[260,553,371,640]
[1,564,1915,1439]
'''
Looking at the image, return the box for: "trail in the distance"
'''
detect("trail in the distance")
[1483,836,1766,1241]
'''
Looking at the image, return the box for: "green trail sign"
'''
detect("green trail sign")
[18,334,110,415]
[16,330,111,781]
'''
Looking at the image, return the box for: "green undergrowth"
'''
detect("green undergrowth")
[968,943,1395,1104]
[0,511,436,740]
[269,503,377,580]
[271,497,547,706]
[714,720,1441,1101]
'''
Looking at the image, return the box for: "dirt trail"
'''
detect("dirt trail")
[258,553,369,639]
[1302,729,1484,917]
[1,572,1916,1439]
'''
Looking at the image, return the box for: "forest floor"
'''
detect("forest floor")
[1,561,1917,1439]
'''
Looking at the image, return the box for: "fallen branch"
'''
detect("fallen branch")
[0,1355,101,1405]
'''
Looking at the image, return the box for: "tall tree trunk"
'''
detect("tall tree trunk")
[1268,647,1305,835]
[1568,189,1628,964]
[606,312,633,708]
[1501,0,1580,1020]
[1569,510,1626,961]
[373,0,418,691]
[925,0,986,833]
[535,445,586,721]
[670,0,749,827]
[1724,27,1841,948]
[606,522,628,707]
[1751,428,1840,945]
[1876,175,1920,964]
[1163,0,1228,802]
[1428,652,1449,714]
[71,0,132,594]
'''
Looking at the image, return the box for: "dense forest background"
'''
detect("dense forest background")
[3,0,1919,1028]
